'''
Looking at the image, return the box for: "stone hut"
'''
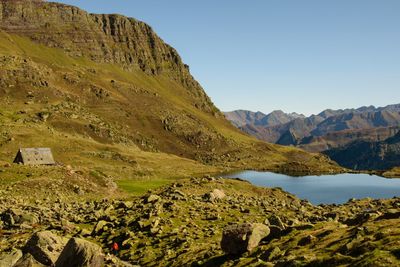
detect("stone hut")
[13,148,56,165]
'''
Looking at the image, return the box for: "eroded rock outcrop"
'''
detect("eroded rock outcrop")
[0,0,217,113]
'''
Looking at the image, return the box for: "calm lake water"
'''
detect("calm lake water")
[221,171,400,205]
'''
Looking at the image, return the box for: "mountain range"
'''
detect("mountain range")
[225,104,400,170]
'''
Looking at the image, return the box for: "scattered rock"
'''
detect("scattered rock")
[266,214,285,230]
[92,220,109,236]
[146,194,161,204]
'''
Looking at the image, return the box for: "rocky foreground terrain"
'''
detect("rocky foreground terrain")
[1,175,399,266]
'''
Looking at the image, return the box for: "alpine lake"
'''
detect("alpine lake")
[221,171,400,205]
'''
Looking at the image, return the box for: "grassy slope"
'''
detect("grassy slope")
[0,31,221,194]
[0,30,341,196]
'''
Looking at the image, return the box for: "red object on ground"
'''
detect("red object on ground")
[112,242,119,251]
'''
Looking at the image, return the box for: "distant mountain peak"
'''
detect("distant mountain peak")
[224,109,305,128]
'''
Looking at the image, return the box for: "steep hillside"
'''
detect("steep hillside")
[0,0,339,181]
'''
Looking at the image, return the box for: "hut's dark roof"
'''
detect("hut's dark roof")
[14,148,55,165]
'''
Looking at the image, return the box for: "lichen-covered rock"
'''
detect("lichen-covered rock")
[55,238,104,267]
[221,223,270,255]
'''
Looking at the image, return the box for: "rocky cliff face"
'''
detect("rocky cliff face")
[0,0,216,113]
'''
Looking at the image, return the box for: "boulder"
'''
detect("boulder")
[19,213,39,225]
[221,223,270,255]
[23,231,68,266]
[146,195,161,204]
[204,189,226,202]
[55,238,104,267]
[1,209,17,227]
[0,249,23,267]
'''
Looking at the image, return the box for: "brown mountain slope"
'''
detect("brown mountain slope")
[324,131,400,170]
[0,0,340,178]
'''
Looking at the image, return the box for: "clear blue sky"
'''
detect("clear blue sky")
[55,0,400,115]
